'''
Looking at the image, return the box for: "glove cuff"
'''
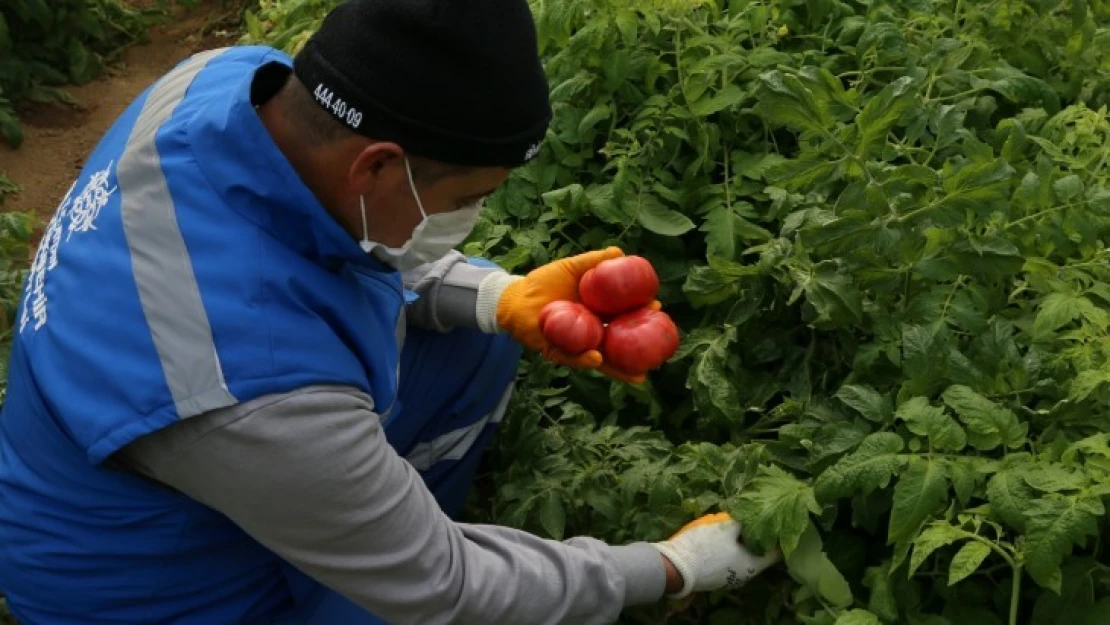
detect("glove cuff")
[651,542,696,600]
[476,271,521,334]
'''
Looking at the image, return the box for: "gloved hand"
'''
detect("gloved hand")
[477,247,660,383]
[652,513,780,599]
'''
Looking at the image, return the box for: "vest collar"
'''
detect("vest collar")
[189,51,394,275]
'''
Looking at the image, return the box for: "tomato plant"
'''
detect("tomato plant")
[579,255,659,317]
[0,0,148,149]
[539,300,604,355]
[245,1,1110,624]
[602,308,679,374]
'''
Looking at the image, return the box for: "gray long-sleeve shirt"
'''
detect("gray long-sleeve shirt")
[115,252,666,625]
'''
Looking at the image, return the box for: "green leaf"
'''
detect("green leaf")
[908,522,964,576]
[941,385,1027,451]
[948,541,991,586]
[1033,293,1088,340]
[537,491,567,540]
[946,457,981,507]
[836,384,892,423]
[795,262,864,328]
[0,13,10,55]
[683,265,741,307]
[701,205,772,260]
[766,156,842,191]
[635,195,695,235]
[863,562,898,622]
[855,76,916,158]
[690,85,746,117]
[756,69,835,136]
[834,610,881,625]
[785,523,854,608]
[1024,494,1104,592]
[934,158,1015,216]
[0,107,23,149]
[987,469,1035,533]
[814,432,907,502]
[735,465,821,557]
[732,151,789,180]
[1053,174,1084,201]
[1022,464,1088,493]
[689,328,741,419]
[66,39,96,84]
[896,397,967,451]
[578,103,611,135]
[888,456,949,545]
[1031,557,1100,625]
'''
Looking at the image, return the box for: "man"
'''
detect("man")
[0,1,776,623]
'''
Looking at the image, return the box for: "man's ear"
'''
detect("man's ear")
[347,141,404,196]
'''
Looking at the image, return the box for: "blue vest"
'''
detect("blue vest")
[0,47,407,624]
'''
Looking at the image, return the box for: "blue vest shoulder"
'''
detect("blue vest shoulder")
[11,46,404,464]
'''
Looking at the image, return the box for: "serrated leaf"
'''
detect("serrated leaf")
[948,541,991,586]
[578,103,611,135]
[941,385,1027,451]
[1022,464,1088,493]
[537,491,566,540]
[689,329,741,419]
[814,432,907,502]
[798,263,864,328]
[635,195,695,235]
[683,265,740,307]
[735,465,820,557]
[1024,495,1104,592]
[835,610,881,625]
[836,384,892,423]
[786,523,854,608]
[756,69,835,135]
[987,469,1035,533]
[908,522,964,576]
[690,85,745,117]
[935,158,1015,215]
[1031,557,1100,625]
[863,562,898,622]
[701,205,772,260]
[855,76,916,158]
[889,456,948,544]
[766,156,842,191]
[1033,293,1087,340]
[896,397,967,452]
[1053,175,1084,201]
[946,457,981,506]
[732,151,789,180]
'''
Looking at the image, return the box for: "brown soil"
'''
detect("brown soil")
[0,0,242,227]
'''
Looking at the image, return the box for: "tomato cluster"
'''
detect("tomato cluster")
[538,256,680,375]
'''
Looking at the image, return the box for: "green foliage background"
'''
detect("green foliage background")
[174,0,1110,622]
[0,0,151,150]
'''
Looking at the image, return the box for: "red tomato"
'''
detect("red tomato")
[539,301,605,355]
[579,256,660,317]
[602,307,680,374]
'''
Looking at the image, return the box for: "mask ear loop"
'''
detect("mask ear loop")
[403,157,429,219]
[359,196,372,253]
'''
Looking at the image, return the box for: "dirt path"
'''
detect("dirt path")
[0,0,240,224]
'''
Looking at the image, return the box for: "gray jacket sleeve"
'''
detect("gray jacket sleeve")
[117,385,665,625]
[402,251,502,332]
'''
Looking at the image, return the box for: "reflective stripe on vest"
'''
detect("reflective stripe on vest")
[118,48,237,418]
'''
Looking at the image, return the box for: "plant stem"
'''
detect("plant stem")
[1009,563,1023,625]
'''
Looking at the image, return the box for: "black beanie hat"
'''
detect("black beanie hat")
[292,0,552,168]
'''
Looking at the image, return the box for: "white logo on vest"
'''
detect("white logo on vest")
[20,160,117,334]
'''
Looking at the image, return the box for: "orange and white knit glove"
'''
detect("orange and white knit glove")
[652,513,780,599]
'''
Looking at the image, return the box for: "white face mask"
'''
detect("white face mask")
[359,157,482,272]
